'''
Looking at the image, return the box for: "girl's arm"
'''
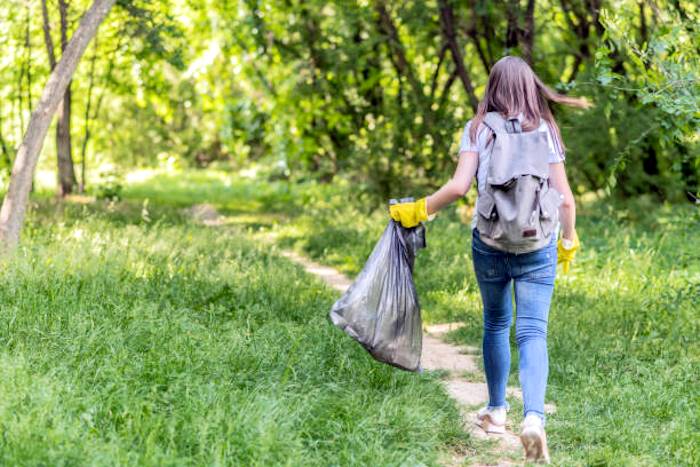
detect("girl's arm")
[548,162,576,240]
[426,152,478,215]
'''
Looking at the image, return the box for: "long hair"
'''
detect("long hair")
[469,56,590,152]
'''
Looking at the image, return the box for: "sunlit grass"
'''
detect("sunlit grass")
[0,179,470,465]
[122,169,700,466]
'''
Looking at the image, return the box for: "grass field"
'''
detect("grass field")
[123,169,699,466]
[2,168,697,466]
[0,186,467,465]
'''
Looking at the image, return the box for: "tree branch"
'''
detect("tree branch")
[41,0,57,69]
[438,67,459,113]
[374,0,424,99]
[430,43,449,99]
[438,0,479,112]
[465,0,492,74]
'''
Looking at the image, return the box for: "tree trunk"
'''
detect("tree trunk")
[505,0,536,65]
[0,0,116,250]
[57,0,77,196]
[506,0,520,49]
[41,0,57,67]
[80,37,100,193]
[17,48,26,134]
[522,0,536,65]
[42,0,78,195]
[24,4,34,113]
[56,87,76,195]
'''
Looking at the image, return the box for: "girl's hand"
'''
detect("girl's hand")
[389,198,428,228]
[557,231,580,273]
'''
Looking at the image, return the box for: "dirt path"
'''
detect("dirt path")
[279,248,524,466]
[190,204,545,466]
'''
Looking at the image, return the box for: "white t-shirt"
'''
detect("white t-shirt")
[458,115,565,227]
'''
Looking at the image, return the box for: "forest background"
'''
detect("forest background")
[0,1,697,464]
[0,0,697,205]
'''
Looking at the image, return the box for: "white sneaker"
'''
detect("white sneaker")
[476,406,507,434]
[520,414,551,464]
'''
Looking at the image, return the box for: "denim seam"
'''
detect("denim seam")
[471,244,504,256]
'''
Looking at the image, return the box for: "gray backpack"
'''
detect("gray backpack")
[475,112,563,254]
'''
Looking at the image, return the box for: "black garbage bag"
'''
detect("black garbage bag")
[329,219,426,371]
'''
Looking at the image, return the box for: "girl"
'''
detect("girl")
[389,56,589,463]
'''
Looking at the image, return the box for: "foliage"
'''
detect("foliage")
[2,1,698,200]
[215,0,699,200]
[594,1,700,199]
[93,167,124,200]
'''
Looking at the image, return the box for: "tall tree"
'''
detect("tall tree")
[79,36,99,193]
[56,0,78,195]
[42,0,78,196]
[0,0,117,250]
[23,3,34,118]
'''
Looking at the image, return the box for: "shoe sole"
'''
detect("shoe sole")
[476,415,506,434]
[520,427,550,464]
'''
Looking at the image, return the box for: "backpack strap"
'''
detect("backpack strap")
[482,112,505,133]
[482,112,522,134]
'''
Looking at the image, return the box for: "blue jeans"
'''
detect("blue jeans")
[471,229,557,421]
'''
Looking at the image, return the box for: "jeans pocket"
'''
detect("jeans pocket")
[472,245,505,281]
[520,246,556,281]
[471,229,501,255]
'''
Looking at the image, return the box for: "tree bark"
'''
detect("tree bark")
[18,47,26,134]
[56,88,76,195]
[41,0,57,67]
[506,1,520,49]
[42,0,78,195]
[24,4,34,113]
[56,0,77,196]
[522,0,536,65]
[80,37,100,193]
[0,0,116,250]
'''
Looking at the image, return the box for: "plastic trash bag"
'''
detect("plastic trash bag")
[329,219,426,372]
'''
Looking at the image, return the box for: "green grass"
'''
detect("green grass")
[122,169,700,466]
[0,193,468,465]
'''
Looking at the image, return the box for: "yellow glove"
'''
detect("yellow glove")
[389,198,428,228]
[557,231,580,273]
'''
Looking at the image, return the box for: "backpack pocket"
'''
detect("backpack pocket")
[476,192,497,237]
[538,187,563,237]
